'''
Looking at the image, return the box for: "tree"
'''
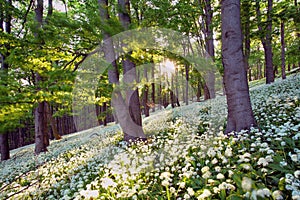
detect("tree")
[0,0,12,161]
[256,0,274,84]
[221,0,257,133]
[241,0,252,81]
[34,0,49,154]
[202,0,216,99]
[98,0,146,142]
[280,20,286,79]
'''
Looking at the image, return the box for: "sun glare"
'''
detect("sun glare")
[160,59,176,77]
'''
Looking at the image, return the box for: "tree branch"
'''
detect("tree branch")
[17,0,34,37]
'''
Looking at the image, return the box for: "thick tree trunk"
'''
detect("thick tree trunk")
[99,0,146,141]
[1,60,10,161]
[280,21,286,80]
[34,100,48,154]
[0,133,9,161]
[0,0,12,160]
[256,0,274,84]
[221,0,257,134]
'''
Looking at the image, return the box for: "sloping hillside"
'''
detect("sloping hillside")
[0,75,299,199]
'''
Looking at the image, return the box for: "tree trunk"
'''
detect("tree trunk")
[256,0,274,84]
[204,84,210,100]
[0,0,12,161]
[0,61,10,161]
[0,132,9,161]
[242,0,251,73]
[46,103,61,140]
[280,20,286,79]
[151,63,155,112]
[197,79,201,102]
[102,102,107,126]
[175,68,180,106]
[170,74,175,108]
[119,47,144,140]
[185,64,189,105]
[34,0,49,154]
[0,1,3,31]
[99,0,146,141]
[221,0,257,134]
[143,67,150,117]
[203,0,216,99]
[34,100,48,154]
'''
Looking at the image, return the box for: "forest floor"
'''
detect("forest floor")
[0,74,300,200]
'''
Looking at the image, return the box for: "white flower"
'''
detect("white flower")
[178,181,185,189]
[272,190,284,200]
[162,180,169,187]
[201,166,210,173]
[289,153,298,162]
[138,189,148,195]
[294,170,300,178]
[100,177,117,189]
[211,158,218,164]
[197,189,212,200]
[257,158,268,166]
[215,166,221,172]
[170,187,176,194]
[280,160,287,166]
[225,147,233,157]
[160,172,172,180]
[216,173,225,180]
[241,177,252,191]
[184,193,190,199]
[202,171,212,179]
[257,188,271,198]
[187,187,195,196]
[79,190,99,199]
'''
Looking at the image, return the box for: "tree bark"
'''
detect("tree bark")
[221,0,257,134]
[256,0,274,84]
[99,0,146,141]
[143,67,150,117]
[0,1,3,31]
[185,64,189,105]
[280,20,286,79]
[34,0,49,154]
[242,0,251,73]
[203,0,216,99]
[0,0,12,161]
[151,62,155,112]
[102,102,107,126]
[46,103,61,140]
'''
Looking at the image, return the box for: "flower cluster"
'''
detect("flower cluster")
[0,75,299,199]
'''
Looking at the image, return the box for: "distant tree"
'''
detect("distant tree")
[256,0,274,84]
[202,0,216,99]
[221,0,257,133]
